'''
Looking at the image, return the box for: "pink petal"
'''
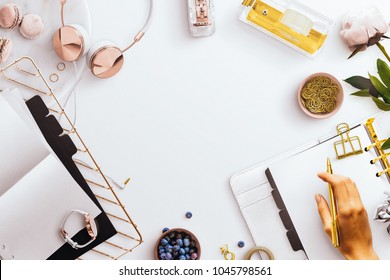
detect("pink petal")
[341,26,369,47]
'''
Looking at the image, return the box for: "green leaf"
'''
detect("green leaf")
[369,84,380,97]
[377,58,390,88]
[351,89,371,97]
[371,96,390,111]
[344,76,372,90]
[369,73,390,102]
[382,138,390,150]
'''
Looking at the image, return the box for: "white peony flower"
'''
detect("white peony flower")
[340,6,389,57]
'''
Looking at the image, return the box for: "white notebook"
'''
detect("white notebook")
[231,112,390,259]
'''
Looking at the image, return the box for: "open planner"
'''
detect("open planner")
[231,112,390,260]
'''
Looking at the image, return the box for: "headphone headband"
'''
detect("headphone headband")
[54,0,154,78]
[60,0,153,54]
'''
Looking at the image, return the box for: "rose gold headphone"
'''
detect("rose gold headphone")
[53,0,153,79]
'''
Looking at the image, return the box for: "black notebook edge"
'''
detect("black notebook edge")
[265,168,307,256]
[25,95,117,260]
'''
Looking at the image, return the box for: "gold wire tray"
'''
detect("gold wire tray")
[0,57,142,259]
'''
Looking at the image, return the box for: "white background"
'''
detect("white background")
[71,0,390,259]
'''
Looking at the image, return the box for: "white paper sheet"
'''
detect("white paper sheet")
[268,124,390,259]
[0,154,102,259]
[0,90,49,195]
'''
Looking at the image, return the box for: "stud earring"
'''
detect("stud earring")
[0,37,12,64]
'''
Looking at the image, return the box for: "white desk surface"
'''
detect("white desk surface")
[73,0,390,259]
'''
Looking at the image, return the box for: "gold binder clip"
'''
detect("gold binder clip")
[333,123,363,159]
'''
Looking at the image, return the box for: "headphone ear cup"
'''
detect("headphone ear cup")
[53,24,90,62]
[87,40,124,79]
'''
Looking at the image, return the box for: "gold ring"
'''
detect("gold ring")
[50,73,59,82]
[244,246,275,260]
[57,62,66,71]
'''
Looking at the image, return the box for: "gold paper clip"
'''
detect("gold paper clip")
[334,123,363,159]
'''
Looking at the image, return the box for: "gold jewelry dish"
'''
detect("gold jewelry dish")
[0,57,142,259]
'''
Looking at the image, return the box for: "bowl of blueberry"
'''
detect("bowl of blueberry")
[154,228,201,260]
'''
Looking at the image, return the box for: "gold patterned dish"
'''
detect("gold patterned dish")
[298,73,344,119]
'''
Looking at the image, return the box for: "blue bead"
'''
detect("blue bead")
[160,253,167,260]
[166,252,172,260]
[185,254,191,260]
[173,245,180,252]
[238,241,245,248]
[162,227,169,233]
[183,238,190,247]
[184,247,190,253]
[160,238,168,246]
[179,248,185,255]
[185,212,193,219]
[178,255,186,260]
[176,239,183,247]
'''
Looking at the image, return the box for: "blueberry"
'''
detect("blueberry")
[159,248,165,254]
[162,227,169,233]
[183,238,190,247]
[178,255,186,260]
[189,249,195,254]
[173,245,180,252]
[160,252,167,260]
[158,245,164,250]
[172,251,179,258]
[165,245,173,253]
[238,241,245,248]
[184,247,190,253]
[179,248,185,255]
[190,240,197,247]
[176,239,183,247]
[176,233,182,239]
[190,253,198,260]
[185,254,191,260]
[160,238,168,246]
[166,252,172,260]
[185,212,192,219]
[169,232,176,239]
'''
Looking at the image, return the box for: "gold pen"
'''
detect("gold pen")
[327,157,340,247]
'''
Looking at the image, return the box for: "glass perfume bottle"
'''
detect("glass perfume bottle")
[187,0,216,37]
